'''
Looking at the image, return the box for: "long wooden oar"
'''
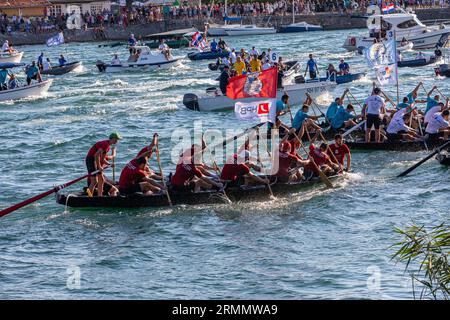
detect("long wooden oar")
[112,146,116,182]
[280,125,333,188]
[155,139,172,206]
[0,167,109,218]
[397,140,450,177]
[256,127,274,198]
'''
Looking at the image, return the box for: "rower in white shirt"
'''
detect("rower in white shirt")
[425,109,450,140]
[386,110,420,141]
[424,102,446,124]
[42,58,51,71]
[111,54,121,65]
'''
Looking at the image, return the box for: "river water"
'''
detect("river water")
[0,29,449,299]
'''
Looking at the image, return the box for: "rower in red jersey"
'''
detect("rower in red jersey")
[327,134,351,172]
[274,133,310,183]
[119,157,162,195]
[172,145,223,193]
[220,150,268,187]
[85,132,121,197]
[309,140,339,176]
[136,133,163,181]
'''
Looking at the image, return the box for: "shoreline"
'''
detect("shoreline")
[1,8,449,47]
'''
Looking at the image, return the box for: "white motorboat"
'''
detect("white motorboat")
[0,51,24,63]
[225,25,276,36]
[343,12,450,51]
[0,79,53,102]
[96,45,180,73]
[208,23,243,37]
[183,80,336,112]
[279,22,323,33]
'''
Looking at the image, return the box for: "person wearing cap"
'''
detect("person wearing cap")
[338,58,350,75]
[363,87,386,143]
[86,132,121,197]
[274,132,310,182]
[219,64,230,95]
[26,61,42,85]
[331,104,358,131]
[220,150,267,187]
[118,157,162,196]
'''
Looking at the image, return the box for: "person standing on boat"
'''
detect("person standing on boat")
[58,55,67,67]
[328,134,351,172]
[305,54,318,79]
[2,40,12,53]
[229,48,237,64]
[86,132,121,197]
[425,109,450,140]
[219,65,230,95]
[118,157,162,196]
[111,54,121,65]
[249,54,262,72]
[233,56,246,75]
[363,87,386,143]
[26,61,42,86]
[0,66,11,90]
[37,52,45,70]
[128,33,137,47]
[338,58,350,75]
[210,38,218,53]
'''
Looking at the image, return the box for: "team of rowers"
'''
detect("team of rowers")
[84,127,351,197]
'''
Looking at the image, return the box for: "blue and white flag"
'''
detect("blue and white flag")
[46,32,64,47]
[365,39,396,68]
[375,63,397,86]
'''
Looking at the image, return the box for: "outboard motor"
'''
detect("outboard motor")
[183,93,199,111]
[357,46,365,55]
[96,60,106,72]
[294,75,305,84]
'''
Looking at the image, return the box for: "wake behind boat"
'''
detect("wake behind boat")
[96,45,180,73]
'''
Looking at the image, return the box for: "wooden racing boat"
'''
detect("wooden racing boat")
[56,174,342,208]
[346,137,449,152]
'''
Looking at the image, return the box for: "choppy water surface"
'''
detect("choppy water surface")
[0,29,449,299]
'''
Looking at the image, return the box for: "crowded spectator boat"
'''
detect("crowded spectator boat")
[343,12,450,51]
[0,63,53,101]
[279,21,323,33]
[96,45,180,72]
[182,80,336,112]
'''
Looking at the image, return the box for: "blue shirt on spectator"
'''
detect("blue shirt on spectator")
[306,58,317,72]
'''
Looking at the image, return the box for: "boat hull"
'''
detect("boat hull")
[279,26,323,33]
[0,79,53,101]
[41,61,82,75]
[0,51,23,63]
[57,174,341,208]
[225,28,276,36]
[311,72,366,85]
[397,56,442,68]
[183,81,336,112]
[96,58,180,73]
[346,138,449,152]
[187,51,230,61]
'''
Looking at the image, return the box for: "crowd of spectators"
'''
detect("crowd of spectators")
[0,0,449,35]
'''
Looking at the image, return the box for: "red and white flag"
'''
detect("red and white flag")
[226,67,278,100]
[234,99,277,124]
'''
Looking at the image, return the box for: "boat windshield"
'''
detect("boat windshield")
[397,19,419,29]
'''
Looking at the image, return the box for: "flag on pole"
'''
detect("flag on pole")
[46,32,64,47]
[191,31,207,52]
[375,63,397,86]
[226,67,278,100]
[365,39,396,68]
[382,3,395,14]
[234,99,277,124]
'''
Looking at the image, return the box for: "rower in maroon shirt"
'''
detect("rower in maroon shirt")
[119,157,162,195]
[85,132,121,197]
[220,150,268,187]
[274,131,310,182]
[327,134,351,172]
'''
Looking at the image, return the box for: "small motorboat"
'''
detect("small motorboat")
[225,25,276,36]
[397,55,443,68]
[296,72,366,85]
[187,50,230,61]
[434,63,450,77]
[0,51,24,63]
[96,45,180,73]
[0,79,53,102]
[144,27,196,49]
[182,80,336,112]
[279,22,323,33]
[40,61,82,75]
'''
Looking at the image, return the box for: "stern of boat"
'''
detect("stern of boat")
[96,60,107,72]
[343,36,358,51]
[183,93,200,110]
